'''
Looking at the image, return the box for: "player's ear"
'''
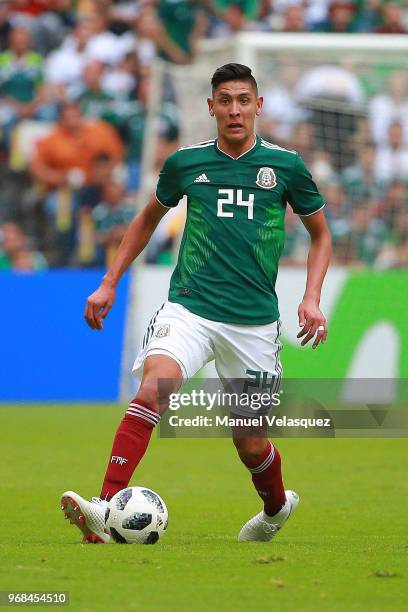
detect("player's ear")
[256,96,263,116]
[207,98,214,116]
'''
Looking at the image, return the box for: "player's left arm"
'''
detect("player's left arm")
[297,210,332,349]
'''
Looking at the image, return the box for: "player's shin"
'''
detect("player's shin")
[241,441,286,516]
[100,398,160,500]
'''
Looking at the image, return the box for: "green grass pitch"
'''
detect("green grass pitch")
[0,404,407,611]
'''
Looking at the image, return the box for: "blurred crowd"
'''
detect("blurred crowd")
[0,0,408,271]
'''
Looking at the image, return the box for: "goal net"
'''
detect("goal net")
[120,34,408,399]
[139,33,408,263]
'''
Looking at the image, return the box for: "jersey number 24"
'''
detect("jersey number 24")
[217,189,254,220]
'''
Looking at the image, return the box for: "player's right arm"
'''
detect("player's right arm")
[85,196,169,330]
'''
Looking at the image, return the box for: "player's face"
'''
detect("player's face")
[208,81,263,145]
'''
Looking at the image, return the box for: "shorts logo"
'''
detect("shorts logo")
[256,167,277,189]
[155,324,170,338]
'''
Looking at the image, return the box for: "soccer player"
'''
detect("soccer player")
[61,63,331,543]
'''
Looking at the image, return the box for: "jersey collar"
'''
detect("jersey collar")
[215,134,259,160]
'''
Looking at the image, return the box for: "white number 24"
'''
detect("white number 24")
[217,189,254,220]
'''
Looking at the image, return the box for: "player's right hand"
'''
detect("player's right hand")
[85,283,116,330]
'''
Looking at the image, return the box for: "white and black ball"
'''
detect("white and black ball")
[105,487,168,544]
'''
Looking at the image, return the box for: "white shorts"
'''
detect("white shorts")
[133,301,283,387]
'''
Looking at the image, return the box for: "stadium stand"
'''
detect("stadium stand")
[1,0,408,270]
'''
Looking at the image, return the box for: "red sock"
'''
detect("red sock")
[100,398,159,500]
[242,442,286,516]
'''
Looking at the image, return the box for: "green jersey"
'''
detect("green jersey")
[156,135,325,325]
[157,0,199,62]
[0,51,43,102]
[214,0,261,21]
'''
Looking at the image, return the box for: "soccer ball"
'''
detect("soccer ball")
[105,486,168,544]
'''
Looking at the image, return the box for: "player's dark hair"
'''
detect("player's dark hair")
[211,63,258,94]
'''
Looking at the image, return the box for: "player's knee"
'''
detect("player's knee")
[135,380,159,408]
[233,437,268,464]
[136,380,176,412]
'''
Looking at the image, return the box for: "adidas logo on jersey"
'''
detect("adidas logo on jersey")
[194,173,210,183]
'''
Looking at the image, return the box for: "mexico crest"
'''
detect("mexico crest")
[256,167,277,189]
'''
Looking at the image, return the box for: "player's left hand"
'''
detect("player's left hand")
[297,298,328,349]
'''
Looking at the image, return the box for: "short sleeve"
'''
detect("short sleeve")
[286,154,325,216]
[155,152,184,208]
